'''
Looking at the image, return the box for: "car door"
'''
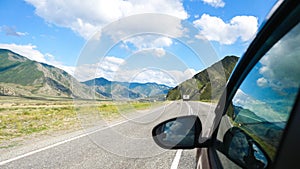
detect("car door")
[208,1,300,168]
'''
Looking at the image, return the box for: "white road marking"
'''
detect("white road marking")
[185,102,194,115]
[0,102,176,166]
[170,149,183,169]
[169,102,194,169]
[0,120,129,166]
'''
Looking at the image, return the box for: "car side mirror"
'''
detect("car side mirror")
[220,127,270,169]
[152,115,202,149]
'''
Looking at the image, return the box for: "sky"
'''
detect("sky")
[0,0,278,86]
[233,23,300,123]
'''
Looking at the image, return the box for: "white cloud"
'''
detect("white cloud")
[259,24,300,91]
[256,77,268,87]
[123,35,173,56]
[0,43,76,76]
[103,14,185,44]
[0,43,47,63]
[233,89,286,121]
[73,64,99,82]
[74,56,125,82]
[114,68,196,86]
[16,32,28,36]
[202,0,225,8]
[25,0,188,39]
[124,36,173,50]
[58,65,76,76]
[74,55,196,86]
[193,14,258,45]
[99,56,125,73]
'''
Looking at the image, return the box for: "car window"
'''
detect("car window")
[215,22,300,169]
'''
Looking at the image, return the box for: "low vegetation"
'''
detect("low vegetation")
[0,96,154,145]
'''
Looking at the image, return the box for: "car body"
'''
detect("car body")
[152,0,300,168]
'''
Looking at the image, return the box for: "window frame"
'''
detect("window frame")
[207,0,300,168]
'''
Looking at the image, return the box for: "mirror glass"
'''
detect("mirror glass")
[152,115,201,149]
[223,127,269,169]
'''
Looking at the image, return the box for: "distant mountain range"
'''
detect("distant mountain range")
[0,49,170,100]
[0,49,240,101]
[231,105,283,154]
[166,56,239,101]
[83,77,171,100]
[0,49,99,99]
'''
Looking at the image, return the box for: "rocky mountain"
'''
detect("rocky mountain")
[166,56,239,101]
[0,49,100,99]
[83,77,171,100]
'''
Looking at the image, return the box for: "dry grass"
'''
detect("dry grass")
[0,96,154,144]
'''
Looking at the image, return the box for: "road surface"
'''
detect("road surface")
[0,101,215,169]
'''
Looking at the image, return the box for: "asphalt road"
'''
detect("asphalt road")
[0,101,214,169]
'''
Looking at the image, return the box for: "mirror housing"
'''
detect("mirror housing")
[219,127,270,169]
[152,115,202,149]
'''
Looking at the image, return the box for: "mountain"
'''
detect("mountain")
[0,49,101,99]
[231,105,283,153]
[83,78,171,100]
[166,56,239,101]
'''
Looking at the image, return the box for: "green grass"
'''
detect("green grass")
[97,102,152,118]
[132,102,152,109]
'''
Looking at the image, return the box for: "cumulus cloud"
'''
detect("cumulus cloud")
[97,14,186,57]
[114,68,196,86]
[202,0,225,8]
[233,89,286,121]
[193,14,258,45]
[124,36,172,50]
[258,24,300,92]
[123,35,173,56]
[102,13,185,44]
[0,43,47,63]
[232,26,300,122]
[74,56,125,82]
[256,77,268,87]
[74,55,196,86]
[25,0,188,40]
[1,26,28,37]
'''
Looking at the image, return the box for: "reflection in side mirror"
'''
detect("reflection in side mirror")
[221,127,270,169]
[152,115,201,149]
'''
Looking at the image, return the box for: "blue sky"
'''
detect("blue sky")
[233,23,300,123]
[0,0,278,86]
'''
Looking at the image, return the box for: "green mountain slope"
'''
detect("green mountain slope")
[0,49,101,99]
[167,56,239,101]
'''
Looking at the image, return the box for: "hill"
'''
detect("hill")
[0,49,100,99]
[83,77,171,100]
[166,56,239,101]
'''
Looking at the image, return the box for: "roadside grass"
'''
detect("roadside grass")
[0,106,79,142]
[199,99,218,103]
[132,102,152,110]
[96,101,153,119]
[0,97,157,144]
